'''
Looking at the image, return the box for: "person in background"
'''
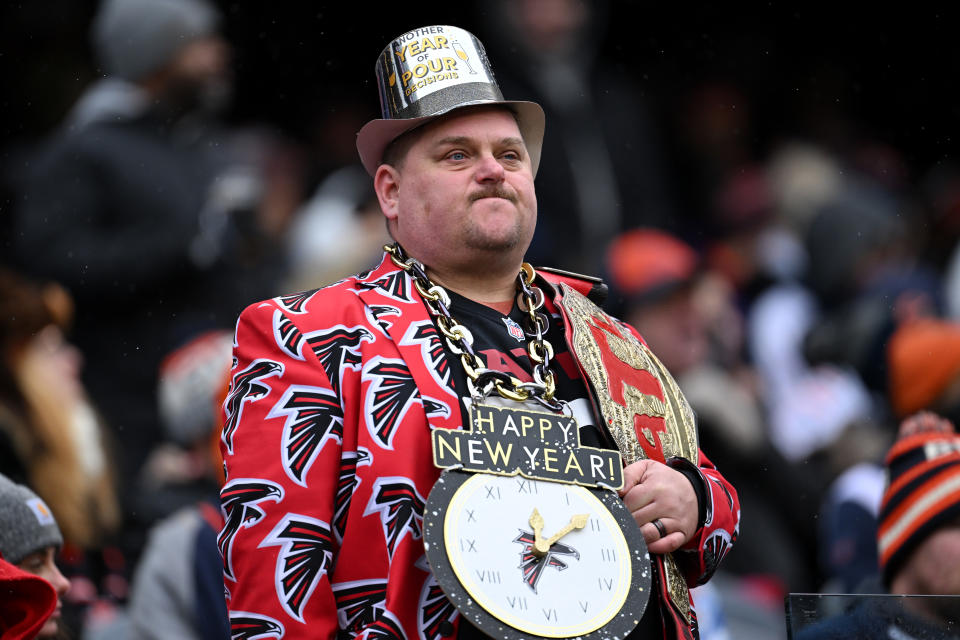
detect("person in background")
[878,413,960,621]
[0,269,120,552]
[476,0,675,273]
[817,317,960,594]
[11,0,298,536]
[605,228,822,590]
[797,411,960,639]
[136,330,234,522]
[0,269,121,634]
[0,473,72,639]
[125,330,232,640]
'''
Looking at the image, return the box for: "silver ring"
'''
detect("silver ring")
[651,518,667,539]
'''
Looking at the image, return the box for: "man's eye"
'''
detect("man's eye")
[502,151,521,161]
[447,151,467,161]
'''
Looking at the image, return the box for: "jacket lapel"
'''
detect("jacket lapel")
[355,252,464,433]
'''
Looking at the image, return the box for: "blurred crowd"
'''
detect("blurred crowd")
[2,0,960,639]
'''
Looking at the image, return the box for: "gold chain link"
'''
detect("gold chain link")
[385,243,559,407]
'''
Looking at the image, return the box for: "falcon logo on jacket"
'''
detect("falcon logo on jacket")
[364,476,425,559]
[260,513,336,623]
[362,358,420,450]
[229,611,284,639]
[307,325,375,394]
[219,479,284,581]
[268,385,344,486]
[222,360,283,454]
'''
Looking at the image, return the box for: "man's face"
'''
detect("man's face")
[894,518,960,624]
[377,107,537,275]
[161,35,233,114]
[625,286,707,375]
[906,521,960,592]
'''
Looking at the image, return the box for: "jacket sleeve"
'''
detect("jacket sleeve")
[673,448,740,586]
[220,299,343,640]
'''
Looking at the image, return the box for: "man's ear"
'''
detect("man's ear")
[374,164,401,224]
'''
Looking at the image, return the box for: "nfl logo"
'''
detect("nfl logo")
[502,317,525,342]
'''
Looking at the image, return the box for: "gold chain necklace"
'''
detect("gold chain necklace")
[385,243,561,410]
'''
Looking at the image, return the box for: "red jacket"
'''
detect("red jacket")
[220,252,739,639]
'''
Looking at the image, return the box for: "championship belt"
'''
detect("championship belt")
[557,283,699,622]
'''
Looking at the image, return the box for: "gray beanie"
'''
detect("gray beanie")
[0,474,64,565]
[91,0,221,81]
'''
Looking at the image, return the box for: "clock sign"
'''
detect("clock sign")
[423,404,652,640]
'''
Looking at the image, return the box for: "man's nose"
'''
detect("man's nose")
[474,153,505,182]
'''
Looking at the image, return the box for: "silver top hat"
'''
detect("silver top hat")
[356,25,545,176]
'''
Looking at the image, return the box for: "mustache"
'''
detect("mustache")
[469,187,517,203]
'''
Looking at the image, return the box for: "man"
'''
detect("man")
[795,411,960,639]
[126,331,233,640]
[13,0,291,516]
[476,0,676,273]
[221,25,739,640]
[815,318,960,596]
[879,413,960,624]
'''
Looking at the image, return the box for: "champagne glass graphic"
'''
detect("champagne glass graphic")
[451,40,477,74]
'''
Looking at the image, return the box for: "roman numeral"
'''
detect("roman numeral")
[598,577,614,591]
[579,601,589,613]
[600,548,616,562]
[516,479,538,494]
[475,569,501,584]
[460,538,477,553]
[507,595,529,610]
[484,485,501,500]
[543,608,557,621]
[466,509,477,523]
[589,518,602,532]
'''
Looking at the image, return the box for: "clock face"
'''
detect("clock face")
[424,471,651,640]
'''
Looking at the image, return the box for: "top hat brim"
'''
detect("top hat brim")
[356,100,545,177]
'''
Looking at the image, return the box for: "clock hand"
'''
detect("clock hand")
[544,513,589,547]
[529,508,547,554]
[539,514,589,553]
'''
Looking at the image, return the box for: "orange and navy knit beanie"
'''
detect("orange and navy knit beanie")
[876,411,960,586]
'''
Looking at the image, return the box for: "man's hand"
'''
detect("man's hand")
[618,459,698,554]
